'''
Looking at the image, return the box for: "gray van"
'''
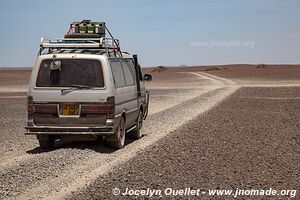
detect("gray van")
[25,36,152,149]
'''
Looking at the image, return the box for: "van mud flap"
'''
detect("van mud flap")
[144,91,149,120]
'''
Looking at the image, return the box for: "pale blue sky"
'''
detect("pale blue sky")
[0,0,300,67]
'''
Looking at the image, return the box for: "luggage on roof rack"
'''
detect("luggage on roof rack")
[65,20,106,38]
[39,20,122,57]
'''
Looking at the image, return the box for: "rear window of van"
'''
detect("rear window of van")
[36,59,104,87]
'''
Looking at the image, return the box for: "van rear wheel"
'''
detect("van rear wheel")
[128,110,143,139]
[37,135,55,149]
[106,117,125,149]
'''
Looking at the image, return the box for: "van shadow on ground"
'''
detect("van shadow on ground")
[26,136,137,154]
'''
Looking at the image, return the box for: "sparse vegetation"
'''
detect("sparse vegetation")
[151,66,168,73]
[257,64,267,68]
[204,66,226,71]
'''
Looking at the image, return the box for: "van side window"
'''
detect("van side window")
[122,61,135,86]
[110,60,126,88]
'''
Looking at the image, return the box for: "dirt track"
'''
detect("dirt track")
[0,67,299,199]
[67,87,299,200]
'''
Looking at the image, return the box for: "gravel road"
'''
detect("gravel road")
[67,87,299,200]
[0,72,238,200]
[0,71,298,200]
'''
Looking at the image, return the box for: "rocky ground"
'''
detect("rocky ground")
[67,87,299,199]
[0,66,299,199]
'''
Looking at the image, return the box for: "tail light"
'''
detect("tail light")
[27,96,34,119]
[81,96,115,117]
[81,106,114,115]
[106,96,115,118]
[34,105,57,114]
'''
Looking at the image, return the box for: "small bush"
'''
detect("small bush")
[151,66,168,73]
[204,67,226,71]
[257,64,267,68]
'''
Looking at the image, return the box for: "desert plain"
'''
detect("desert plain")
[0,65,299,199]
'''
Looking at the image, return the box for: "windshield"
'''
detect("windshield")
[36,59,104,87]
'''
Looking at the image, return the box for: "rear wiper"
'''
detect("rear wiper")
[61,84,94,93]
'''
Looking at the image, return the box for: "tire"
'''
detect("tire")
[106,117,126,149]
[37,135,55,149]
[128,110,143,139]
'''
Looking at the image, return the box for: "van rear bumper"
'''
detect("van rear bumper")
[25,126,114,135]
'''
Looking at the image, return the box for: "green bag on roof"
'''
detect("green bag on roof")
[66,20,106,38]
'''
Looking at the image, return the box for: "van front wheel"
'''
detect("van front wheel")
[106,117,126,149]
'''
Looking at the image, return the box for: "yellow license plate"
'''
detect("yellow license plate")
[61,105,79,116]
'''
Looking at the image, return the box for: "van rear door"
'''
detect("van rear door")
[30,58,110,127]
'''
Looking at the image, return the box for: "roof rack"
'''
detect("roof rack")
[39,37,122,56]
[39,20,125,57]
[40,37,119,49]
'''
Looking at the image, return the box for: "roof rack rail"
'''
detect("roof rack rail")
[40,37,119,49]
[39,37,122,57]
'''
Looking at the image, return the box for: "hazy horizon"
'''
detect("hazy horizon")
[1,64,300,70]
[1,0,300,67]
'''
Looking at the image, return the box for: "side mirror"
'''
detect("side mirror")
[144,74,152,82]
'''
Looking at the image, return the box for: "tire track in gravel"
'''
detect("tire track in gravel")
[41,72,239,200]
[0,87,203,170]
[67,87,299,200]
[43,87,238,200]
[191,72,237,86]
[0,72,224,169]
[0,72,239,200]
